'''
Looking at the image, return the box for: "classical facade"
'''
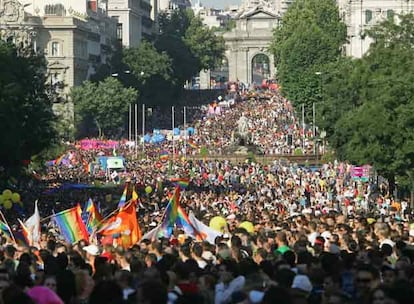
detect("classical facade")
[337,0,414,58]
[0,0,117,124]
[210,0,414,87]
[208,1,279,87]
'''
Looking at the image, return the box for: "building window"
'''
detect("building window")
[116,23,123,41]
[365,10,373,24]
[51,42,60,56]
[387,9,394,20]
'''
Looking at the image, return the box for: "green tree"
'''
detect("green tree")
[155,10,199,88]
[322,14,414,192]
[72,77,138,138]
[123,40,173,83]
[155,9,225,90]
[184,14,225,71]
[270,0,347,116]
[0,41,57,169]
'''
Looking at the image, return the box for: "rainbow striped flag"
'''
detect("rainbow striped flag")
[170,177,190,189]
[160,150,169,162]
[188,140,198,149]
[155,198,203,240]
[117,185,128,208]
[84,199,103,234]
[0,220,12,239]
[55,153,68,166]
[176,206,204,240]
[53,205,89,244]
[165,187,180,227]
[17,219,30,246]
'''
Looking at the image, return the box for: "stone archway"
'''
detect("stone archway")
[251,53,270,84]
[223,5,279,86]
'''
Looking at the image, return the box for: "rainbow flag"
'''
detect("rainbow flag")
[176,206,204,240]
[165,187,180,226]
[0,220,12,239]
[84,199,103,234]
[170,177,190,189]
[17,219,30,246]
[55,153,68,166]
[117,185,128,208]
[160,150,169,162]
[188,140,198,149]
[152,200,203,241]
[53,205,89,244]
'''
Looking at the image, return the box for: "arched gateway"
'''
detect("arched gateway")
[223,2,279,86]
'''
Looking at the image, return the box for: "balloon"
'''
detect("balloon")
[239,221,254,234]
[3,200,12,210]
[209,216,227,232]
[145,186,153,194]
[11,193,20,203]
[2,190,12,200]
[105,194,112,203]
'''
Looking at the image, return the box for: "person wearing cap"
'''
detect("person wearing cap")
[82,244,100,275]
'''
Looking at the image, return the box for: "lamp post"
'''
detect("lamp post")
[111,70,132,141]
[314,72,323,155]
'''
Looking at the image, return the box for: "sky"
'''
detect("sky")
[199,0,242,9]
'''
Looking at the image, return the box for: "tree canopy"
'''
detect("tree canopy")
[270,0,347,116]
[155,9,225,86]
[123,40,173,83]
[0,42,57,169]
[72,77,138,138]
[319,13,414,188]
[120,9,225,106]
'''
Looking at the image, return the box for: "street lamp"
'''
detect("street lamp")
[314,71,323,155]
[111,70,133,141]
[111,70,130,77]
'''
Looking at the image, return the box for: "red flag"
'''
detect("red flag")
[99,203,141,247]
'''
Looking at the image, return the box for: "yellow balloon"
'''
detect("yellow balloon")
[209,216,227,232]
[239,221,254,234]
[3,200,12,210]
[2,190,12,200]
[145,186,153,194]
[11,193,20,203]
[105,194,112,203]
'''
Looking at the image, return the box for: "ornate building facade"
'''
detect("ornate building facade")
[337,0,414,58]
[0,0,117,123]
[211,0,414,87]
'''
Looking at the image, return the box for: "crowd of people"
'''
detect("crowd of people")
[0,87,413,304]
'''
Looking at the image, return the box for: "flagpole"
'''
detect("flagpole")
[302,103,305,152]
[172,106,175,162]
[129,104,132,142]
[135,103,138,158]
[142,103,145,156]
[0,210,16,243]
[183,106,187,159]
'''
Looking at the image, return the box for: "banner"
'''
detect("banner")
[79,139,119,150]
[106,157,124,169]
[351,165,370,182]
